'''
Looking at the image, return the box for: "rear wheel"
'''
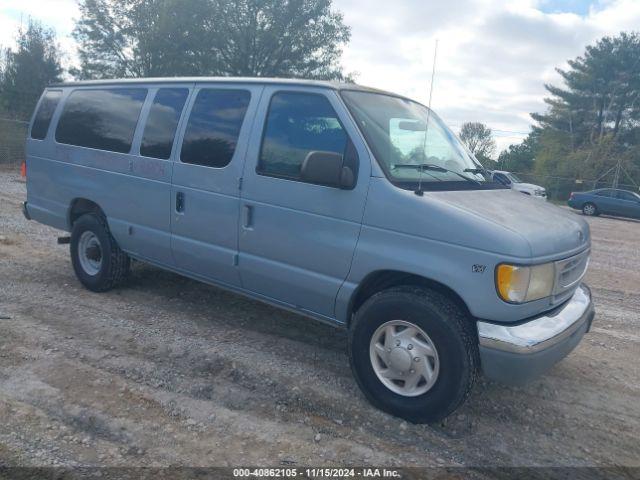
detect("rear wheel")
[582,202,598,216]
[348,286,479,423]
[70,213,130,292]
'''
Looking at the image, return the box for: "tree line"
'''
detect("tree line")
[462,32,640,197]
[0,0,351,120]
[1,1,638,198]
[0,21,63,120]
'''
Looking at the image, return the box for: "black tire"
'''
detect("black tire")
[348,286,479,423]
[582,202,598,216]
[70,213,130,292]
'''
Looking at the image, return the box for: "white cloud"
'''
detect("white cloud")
[0,14,20,50]
[1,0,78,34]
[338,0,640,152]
[1,0,638,153]
[0,0,79,71]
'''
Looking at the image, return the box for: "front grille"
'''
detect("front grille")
[553,249,590,301]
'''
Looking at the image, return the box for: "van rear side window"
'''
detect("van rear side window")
[56,88,147,154]
[140,88,189,160]
[31,90,62,140]
[180,89,251,168]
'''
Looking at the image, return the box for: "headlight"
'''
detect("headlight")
[496,263,555,303]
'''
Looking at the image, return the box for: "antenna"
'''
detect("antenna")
[416,39,439,196]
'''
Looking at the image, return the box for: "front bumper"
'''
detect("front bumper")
[477,284,594,385]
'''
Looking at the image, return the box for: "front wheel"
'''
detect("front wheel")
[348,286,479,423]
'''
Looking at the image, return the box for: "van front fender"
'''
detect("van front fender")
[336,225,558,325]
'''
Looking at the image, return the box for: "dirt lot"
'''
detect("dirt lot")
[0,167,639,468]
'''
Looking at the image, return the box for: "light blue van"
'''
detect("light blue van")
[23,78,594,422]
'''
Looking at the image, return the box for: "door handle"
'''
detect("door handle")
[176,191,185,213]
[242,204,253,229]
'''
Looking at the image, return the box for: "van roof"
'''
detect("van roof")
[49,76,393,95]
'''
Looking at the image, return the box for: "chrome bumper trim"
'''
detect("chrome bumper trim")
[477,284,593,354]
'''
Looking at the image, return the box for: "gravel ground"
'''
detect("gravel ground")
[0,166,639,468]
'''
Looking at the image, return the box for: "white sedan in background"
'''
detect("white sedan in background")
[491,170,547,199]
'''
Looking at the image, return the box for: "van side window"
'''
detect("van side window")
[56,88,147,154]
[258,92,348,180]
[31,90,62,140]
[140,88,189,160]
[180,89,251,168]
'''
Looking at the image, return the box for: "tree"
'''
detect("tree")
[459,122,496,163]
[529,32,640,198]
[72,0,352,80]
[532,32,640,149]
[0,20,63,120]
[497,131,538,173]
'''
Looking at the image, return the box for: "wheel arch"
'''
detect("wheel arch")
[67,198,105,230]
[347,270,472,327]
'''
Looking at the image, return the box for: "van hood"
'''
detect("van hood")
[433,189,589,258]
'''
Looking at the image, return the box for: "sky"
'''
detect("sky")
[1,0,640,152]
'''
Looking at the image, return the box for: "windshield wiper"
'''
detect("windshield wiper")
[392,163,482,190]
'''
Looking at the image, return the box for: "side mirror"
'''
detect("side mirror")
[300,151,355,189]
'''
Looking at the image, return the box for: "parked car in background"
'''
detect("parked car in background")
[568,188,640,219]
[490,170,547,199]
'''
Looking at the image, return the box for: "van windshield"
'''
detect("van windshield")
[341,90,498,190]
[506,172,522,183]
